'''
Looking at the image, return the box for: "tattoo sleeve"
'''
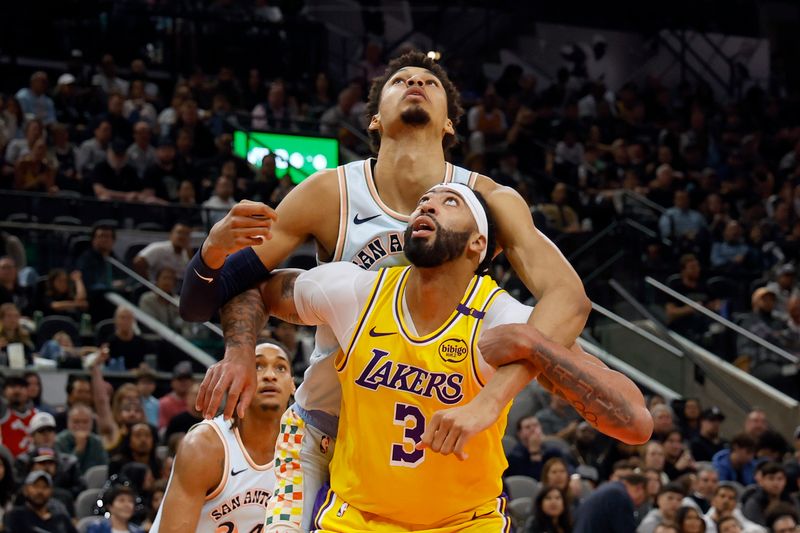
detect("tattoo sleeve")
[221,288,267,350]
[533,342,634,430]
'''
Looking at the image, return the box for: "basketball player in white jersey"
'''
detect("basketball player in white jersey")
[180,52,596,530]
[150,342,294,532]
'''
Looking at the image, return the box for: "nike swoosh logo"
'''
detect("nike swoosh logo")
[353,213,381,225]
[194,269,214,283]
[231,468,247,476]
[369,326,396,337]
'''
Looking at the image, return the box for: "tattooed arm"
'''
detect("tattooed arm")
[479,323,653,444]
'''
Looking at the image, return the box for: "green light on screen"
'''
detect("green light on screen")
[232,131,339,184]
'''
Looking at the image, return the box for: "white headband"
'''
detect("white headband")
[426,183,489,262]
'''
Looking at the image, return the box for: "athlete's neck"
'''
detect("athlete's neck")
[405,262,476,336]
[374,135,447,215]
[238,409,280,465]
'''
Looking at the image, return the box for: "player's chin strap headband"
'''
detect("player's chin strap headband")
[426,182,489,262]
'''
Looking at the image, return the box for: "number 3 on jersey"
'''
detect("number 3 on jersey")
[390,402,425,467]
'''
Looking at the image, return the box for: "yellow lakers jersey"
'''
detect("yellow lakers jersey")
[330,266,511,525]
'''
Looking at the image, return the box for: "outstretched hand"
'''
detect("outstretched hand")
[205,200,278,259]
[195,347,256,420]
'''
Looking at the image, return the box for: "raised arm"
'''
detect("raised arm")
[89,349,119,449]
[155,424,224,532]
[190,172,338,419]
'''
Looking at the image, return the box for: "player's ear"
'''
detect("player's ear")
[443,118,454,136]
[368,114,381,132]
[469,233,487,258]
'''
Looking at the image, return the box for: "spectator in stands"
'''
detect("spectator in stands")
[0,253,29,312]
[251,81,297,133]
[526,486,573,533]
[573,473,647,533]
[88,484,144,533]
[319,86,363,138]
[92,54,129,95]
[568,421,603,470]
[676,505,707,533]
[164,381,203,442]
[638,482,687,533]
[691,407,728,462]
[91,138,144,201]
[133,222,191,284]
[467,84,508,155]
[109,422,160,482]
[659,189,708,252]
[0,96,23,146]
[202,175,236,225]
[158,361,194,430]
[102,93,133,144]
[52,74,86,129]
[642,441,669,483]
[742,462,798,527]
[50,123,79,191]
[157,84,191,139]
[711,221,755,277]
[138,267,183,334]
[537,182,583,234]
[680,398,702,440]
[141,479,166,532]
[3,471,76,533]
[126,122,155,179]
[246,153,280,203]
[76,222,119,310]
[53,375,93,432]
[780,295,800,352]
[505,415,557,479]
[14,138,57,192]
[15,71,56,125]
[651,404,677,442]
[0,303,34,363]
[123,81,158,131]
[133,367,159,427]
[0,232,26,270]
[755,430,789,464]
[35,269,88,319]
[142,138,183,203]
[129,59,159,103]
[766,264,799,317]
[663,429,696,480]
[0,450,16,525]
[706,483,767,533]
[92,353,145,453]
[686,465,718,513]
[0,376,36,457]
[766,506,798,533]
[744,409,770,442]
[713,433,757,486]
[3,119,44,178]
[737,288,786,380]
[716,516,745,533]
[25,372,52,414]
[207,94,240,138]
[102,305,150,371]
[76,119,113,179]
[172,100,215,157]
[55,404,108,475]
[664,254,720,342]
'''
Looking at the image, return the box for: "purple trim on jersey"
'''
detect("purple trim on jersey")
[456,303,486,319]
[311,483,332,530]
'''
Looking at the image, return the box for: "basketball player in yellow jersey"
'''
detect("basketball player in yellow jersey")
[254,184,652,532]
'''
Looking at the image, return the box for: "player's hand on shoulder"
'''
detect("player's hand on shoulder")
[196,346,257,421]
[205,199,278,257]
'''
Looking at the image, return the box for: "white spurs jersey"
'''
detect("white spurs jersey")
[151,416,275,533]
[293,157,479,424]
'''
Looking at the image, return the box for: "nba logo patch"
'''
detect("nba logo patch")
[319,435,331,454]
[438,338,469,363]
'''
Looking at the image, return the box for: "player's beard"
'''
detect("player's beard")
[400,105,431,126]
[404,218,471,268]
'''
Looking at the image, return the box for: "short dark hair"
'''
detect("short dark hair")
[66,374,90,395]
[91,224,116,240]
[716,516,740,530]
[756,430,788,455]
[365,51,464,153]
[756,461,785,477]
[730,433,756,451]
[659,482,687,498]
[765,502,799,530]
[680,254,698,270]
[620,473,648,487]
[104,485,135,509]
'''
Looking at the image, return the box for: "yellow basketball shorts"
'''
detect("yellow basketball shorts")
[311,486,510,533]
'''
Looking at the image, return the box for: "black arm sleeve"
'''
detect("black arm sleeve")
[179,245,271,322]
